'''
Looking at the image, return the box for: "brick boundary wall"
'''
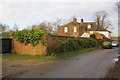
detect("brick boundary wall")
[12,38,47,56]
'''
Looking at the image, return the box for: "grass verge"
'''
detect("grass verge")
[117,61,120,79]
[2,47,100,60]
[105,61,120,79]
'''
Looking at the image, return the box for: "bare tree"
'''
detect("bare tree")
[32,21,53,34]
[0,23,9,33]
[67,15,76,22]
[116,1,120,36]
[116,1,120,8]
[94,10,107,26]
[118,2,120,36]
[114,1,120,13]
[32,18,63,35]
[13,23,19,31]
[50,18,63,34]
[93,10,113,30]
[0,23,11,38]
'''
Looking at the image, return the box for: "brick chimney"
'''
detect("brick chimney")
[81,19,83,23]
[73,18,77,22]
[96,16,99,25]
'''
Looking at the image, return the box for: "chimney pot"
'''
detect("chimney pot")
[96,16,99,25]
[73,18,77,22]
[81,19,83,23]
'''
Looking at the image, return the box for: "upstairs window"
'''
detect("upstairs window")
[64,27,68,32]
[87,24,92,29]
[74,27,77,32]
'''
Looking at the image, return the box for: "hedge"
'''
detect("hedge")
[97,39,112,45]
[53,37,99,54]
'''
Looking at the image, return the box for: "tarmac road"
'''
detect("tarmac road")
[12,47,119,78]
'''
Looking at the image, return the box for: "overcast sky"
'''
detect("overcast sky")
[0,0,119,36]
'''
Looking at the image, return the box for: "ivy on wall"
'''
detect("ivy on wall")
[10,29,46,46]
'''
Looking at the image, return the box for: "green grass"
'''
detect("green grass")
[2,54,50,60]
[117,62,120,79]
[51,47,98,58]
[2,47,99,60]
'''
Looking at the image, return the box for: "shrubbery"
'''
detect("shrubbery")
[53,37,99,54]
[97,39,112,45]
[90,34,96,39]
[10,29,46,46]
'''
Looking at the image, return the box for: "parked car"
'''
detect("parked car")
[102,42,112,49]
[112,41,119,47]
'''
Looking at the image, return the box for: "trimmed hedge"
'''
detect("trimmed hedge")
[54,37,99,54]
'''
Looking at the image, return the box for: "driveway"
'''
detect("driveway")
[3,47,119,78]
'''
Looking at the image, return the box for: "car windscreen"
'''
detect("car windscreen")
[112,41,118,43]
[103,42,110,44]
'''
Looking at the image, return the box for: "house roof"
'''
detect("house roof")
[60,21,79,27]
[60,21,109,31]
[80,22,107,31]
[94,33,107,39]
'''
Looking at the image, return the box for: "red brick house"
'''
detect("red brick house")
[58,18,85,37]
[58,17,111,39]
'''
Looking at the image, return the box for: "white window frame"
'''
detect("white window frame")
[74,27,77,32]
[64,27,68,32]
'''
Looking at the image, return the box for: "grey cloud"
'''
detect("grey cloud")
[0,1,119,36]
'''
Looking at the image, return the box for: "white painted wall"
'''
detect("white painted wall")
[98,31,111,39]
[81,32,90,38]
[89,31,111,39]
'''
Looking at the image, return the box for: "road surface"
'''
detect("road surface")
[9,48,119,78]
